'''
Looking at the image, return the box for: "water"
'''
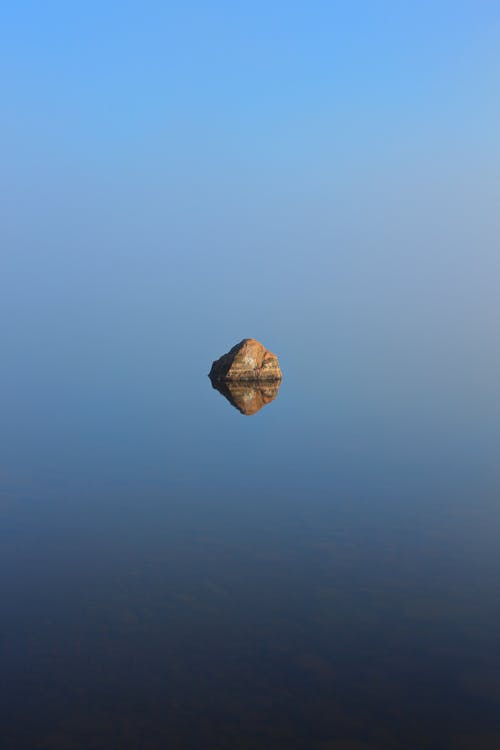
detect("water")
[1,333,499,749]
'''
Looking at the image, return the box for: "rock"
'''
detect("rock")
[211,379,281,416]
[209,338,282,382]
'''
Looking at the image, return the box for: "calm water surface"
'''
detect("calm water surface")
[1,341,499,749]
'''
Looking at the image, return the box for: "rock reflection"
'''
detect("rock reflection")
[210,378,281,415]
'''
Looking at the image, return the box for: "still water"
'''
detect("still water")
[1,339,499,749]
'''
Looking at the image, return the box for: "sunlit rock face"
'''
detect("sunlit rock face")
[209,338,282,382]
[210,379,281,415]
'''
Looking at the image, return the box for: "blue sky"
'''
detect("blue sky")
[2,2,498,157]
[1,2,499,392]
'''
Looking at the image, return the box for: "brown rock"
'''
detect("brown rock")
[209,338,282,382]
[211,379,281,416]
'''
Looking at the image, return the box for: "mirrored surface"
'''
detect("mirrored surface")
[1,335,499,749]
[210,377,282,415]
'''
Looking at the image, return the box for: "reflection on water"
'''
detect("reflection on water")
[209,377,281,415]
[1,355,500,750]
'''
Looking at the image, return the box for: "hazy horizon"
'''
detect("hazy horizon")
[1,4,500,748]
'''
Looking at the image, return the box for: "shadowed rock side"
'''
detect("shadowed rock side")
[210,379,281,415]
[209,338,282,382]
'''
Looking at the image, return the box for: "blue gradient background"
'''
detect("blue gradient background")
[1,5,500,747]
[2,2,499,366]
[2,3,499,472]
